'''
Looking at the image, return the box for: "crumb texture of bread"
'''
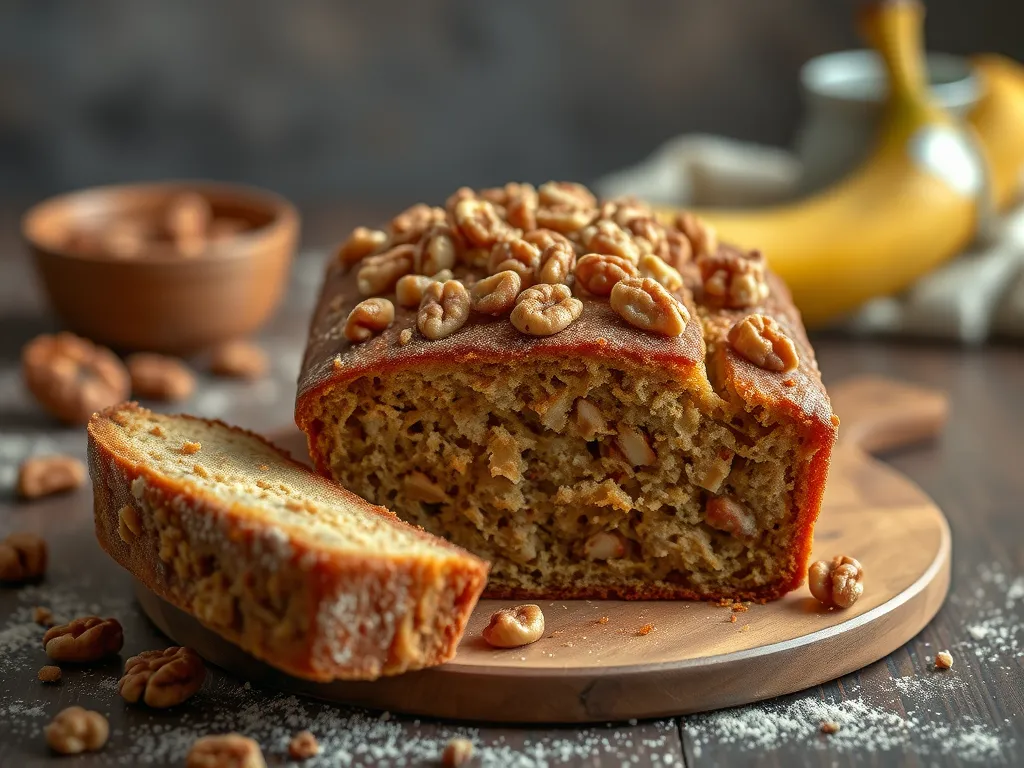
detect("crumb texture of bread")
[296,183,836,601]
[87,403,488,682]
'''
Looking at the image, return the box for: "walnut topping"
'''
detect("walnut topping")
[415,226,458,274]
[482,604,545,648]
[127,353,196,402]
[583,531,627,561]
[539,181,597,210]
[610,277,689,336]
[705,495,757,538]
[209,341,268,380]
[0,532,47,583]
[574,253,638,296]
[675,211,718,257]
[536,243,576,285]
[522,228,574,253]
[22,332,130,425]
[45,706,109,754]
[579,220,641,264]
[395,271,453,308]
[118,504,144,544]
[728,314,799,372]
[336,226,387,266]
[510,283,583,336]
[536,204,596,234]
[119,646,206,707]
[935,650,953,669]
[38,664,61,683]
[418,280,471,340]
[43,616,124,662]
[470,270,522,316]
[357,244,415,296]
[186,733,266,768]
[622,216,666,255]
[454,198,509,248]
[389,203,445,245]
[344,298,395,343]
[288,730,320,760]
[697,246,769,309]
[808,555,864,609]
[638,253,683,291]
[488,236,541,283]
[615,424,657,466]
[658,230,693,267]
[505,183,539,231]
[442,737,475,767]
[398,328,413,346]
[16,455,85,500]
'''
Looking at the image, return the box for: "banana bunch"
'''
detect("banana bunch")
[660,2,1024,327]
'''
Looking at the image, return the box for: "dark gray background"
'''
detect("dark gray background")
[1,0,1020,204]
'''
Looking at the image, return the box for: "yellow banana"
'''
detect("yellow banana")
[969,54,1024,211]
[659,1,1006,328]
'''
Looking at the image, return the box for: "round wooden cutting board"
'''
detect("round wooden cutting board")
[136,376,951,723]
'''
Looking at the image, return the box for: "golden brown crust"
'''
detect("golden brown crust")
[87,403,488,681]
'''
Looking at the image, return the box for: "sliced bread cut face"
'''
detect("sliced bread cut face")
[87,403,489,682]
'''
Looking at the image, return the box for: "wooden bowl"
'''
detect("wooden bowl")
[22,181,299,353]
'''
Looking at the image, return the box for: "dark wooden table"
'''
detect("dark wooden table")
[1,206,1021,766]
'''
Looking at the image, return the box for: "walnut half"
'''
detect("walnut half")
[43,616,124,662]
[186,733,266,768]
[0,532,48,583]
[44,706,109,754]
[482,604,545,648]
[808,555,864,609]
[119,646,207,708]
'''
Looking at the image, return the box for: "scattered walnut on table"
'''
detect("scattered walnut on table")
[728,314,799,372]
[442,737,475,767]
[821,721,841,735]
[808,555,864,609]
[43,616,124,662]
[935,650,954,670]
[16,455,86,500]
[336,226,388,266]
[636,623,655,636]
[610,277,690,337]
[186,733,266,768]
[344,298,395,343]
[510,283,583,336]
[470,270,522,316]
[483,604,545,648]
[22,332,130,425]
[38,665,61,683]
[209,340,269,380]
[418,280,471,340]
[0,532,48,583]
[34,606,55,626]
[44,706,109,755]
[288,730,320,760]
[126,353,196,402]
[119,646,206,708]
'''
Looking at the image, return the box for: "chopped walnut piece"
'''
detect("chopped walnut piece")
[357,244,415,296]
[398,328,413,346]
[34,606,55,626]
[638,253,683,291]
[415,226,458,274]
[675,211,718,257]
[935,650,953,669]
[418,280,471,340]
[395,271,453,308]
[728,314,799,372]
[454,198,509,248]
[16,455,86,499]
[45,706,109,755]
[186,733,266,768]
[470,270,522,316]
[118,504,144,544]
[209,341,268,380]
[808,555,864,609]
[288,730,320,760]
[574,253,638,296]
[615,424,657,466]
[38,665,61,683]
[483,604,545,648]
[539,180,597,210]
[575,399,611,440]
[336,226,388,266]
[583,531,627,561]
[488,236,541,285]
[22,332,130,425]
[506,183,539,231]
[345,298,395,343]
[442,737,475,767]
[119,646,206,707]
[127,353,196,401]
[821,721,841,735]
[0,532,47,583]
[389,203,445,245]
[658,230,693,267]
[43,616,124,662]
[610,277,690,336]
[697,246,769,309]
[705,495,757,538]
[579,220,641,264]
[536,243,576,285]
[522,228,574,253]
[510,283,583,336]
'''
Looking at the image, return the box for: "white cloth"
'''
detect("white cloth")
[595,134,1024,343]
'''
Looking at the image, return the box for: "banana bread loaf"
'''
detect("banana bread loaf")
[296,183,837,601]
[88,403,488,681]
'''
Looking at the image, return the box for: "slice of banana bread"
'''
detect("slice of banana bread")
[296,183,837,601]
[88,403,488,681]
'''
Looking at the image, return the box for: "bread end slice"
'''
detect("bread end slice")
[87,402,488,682]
